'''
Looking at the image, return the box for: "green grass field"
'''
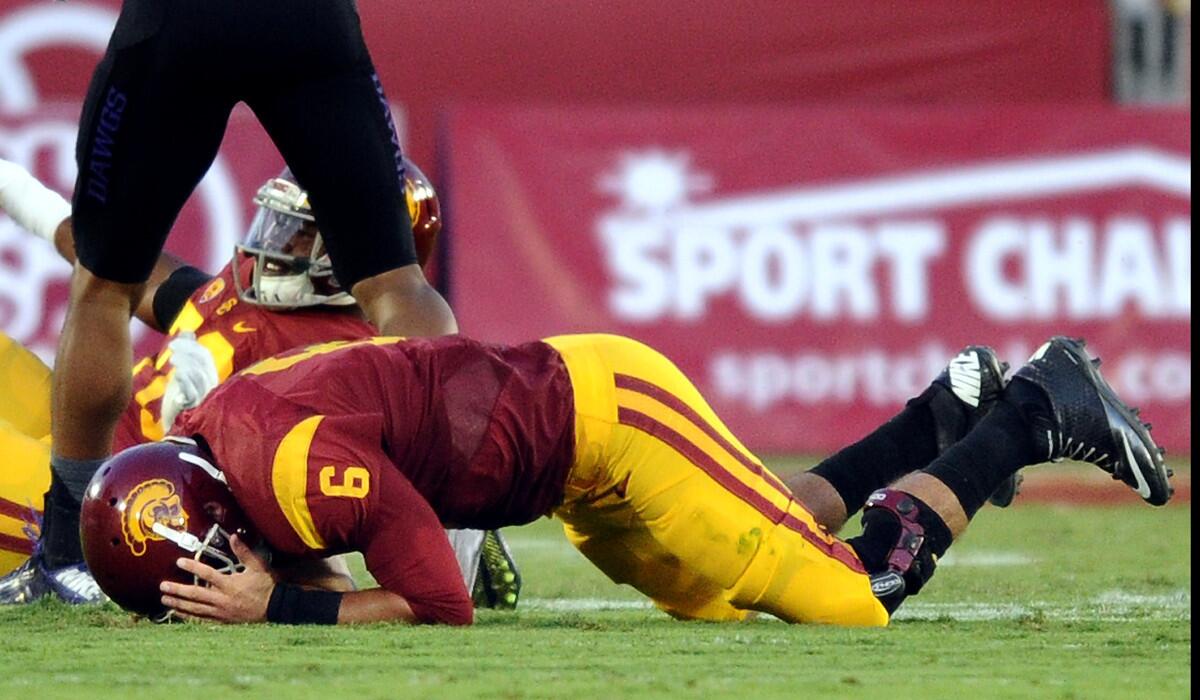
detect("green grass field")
[1,462,1190,700]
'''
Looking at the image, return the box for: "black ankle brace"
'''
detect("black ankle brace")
[848,489,952,613]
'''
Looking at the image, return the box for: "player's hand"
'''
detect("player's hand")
[160,535,275,624]
[160,331,221,431]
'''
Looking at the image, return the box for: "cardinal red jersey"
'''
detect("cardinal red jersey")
[172,336,576,623]
[114,262,376,451]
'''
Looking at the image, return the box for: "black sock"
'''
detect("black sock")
[1004,376,1056,428]
[40,473,84,569]
[921,397,1039,519]
[808,387,941,514]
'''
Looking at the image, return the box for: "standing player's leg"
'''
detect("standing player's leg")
[245,7,456,339]
[787,346,1015,532]
[32,22,236,601]
[548,334,886,626]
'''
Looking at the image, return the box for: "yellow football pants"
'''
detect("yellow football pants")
[0,332,51,439]
[0,420,49,572]
[0,332,54,573]
[545,334,888,626]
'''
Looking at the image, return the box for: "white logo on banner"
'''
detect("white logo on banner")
[596,148,1191,325]
[0,2,242,363]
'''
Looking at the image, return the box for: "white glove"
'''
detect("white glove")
[0,158,71,244]
[160,331,221,432]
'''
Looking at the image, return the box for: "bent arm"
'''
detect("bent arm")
[335,587,420,623]
[272,557,460,624]
[274,555,358,593]
[349,468,474,625]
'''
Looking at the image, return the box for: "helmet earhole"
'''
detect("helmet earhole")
[204,502,226,522]
[108,497,118,506]
[110,537,120,547]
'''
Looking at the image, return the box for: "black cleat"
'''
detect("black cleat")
[930,346,1020,507]
[470,530,522,610]
[1011,337,1173,506]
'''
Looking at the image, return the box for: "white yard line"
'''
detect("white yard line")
[893,592,1191,622]
[936,551,1036,567]
[518,590,1191,622]
[510,539,579,553]
[522,598,654,612]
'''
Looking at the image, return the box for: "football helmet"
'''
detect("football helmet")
[234,158,442,309]
[80,437,258,621]
[405,158,442,267]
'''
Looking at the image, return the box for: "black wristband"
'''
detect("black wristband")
[152,266,213,330]
[266,584,343,625]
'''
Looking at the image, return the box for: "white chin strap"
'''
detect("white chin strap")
[258,273,354,308]
[151,522,242,575]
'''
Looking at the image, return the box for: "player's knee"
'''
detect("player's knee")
[350,265,457,337]
[69,265,145,309]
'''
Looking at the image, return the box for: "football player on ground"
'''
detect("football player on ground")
[0,159,520,608]
[81,333,1171,625]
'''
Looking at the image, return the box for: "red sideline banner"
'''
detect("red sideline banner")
[444,106,1191,454]
[0,0,1113,193]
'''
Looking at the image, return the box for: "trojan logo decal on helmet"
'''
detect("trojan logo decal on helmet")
[120,479,189,556]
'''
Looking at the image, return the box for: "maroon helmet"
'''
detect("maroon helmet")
[80,437,258,621]
[404,157,442,268]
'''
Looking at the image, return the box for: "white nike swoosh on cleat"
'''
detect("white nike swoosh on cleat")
[948,353,982,407]
[1119,432,1153,500]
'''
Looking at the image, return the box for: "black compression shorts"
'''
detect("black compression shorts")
[72,0,417,286]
